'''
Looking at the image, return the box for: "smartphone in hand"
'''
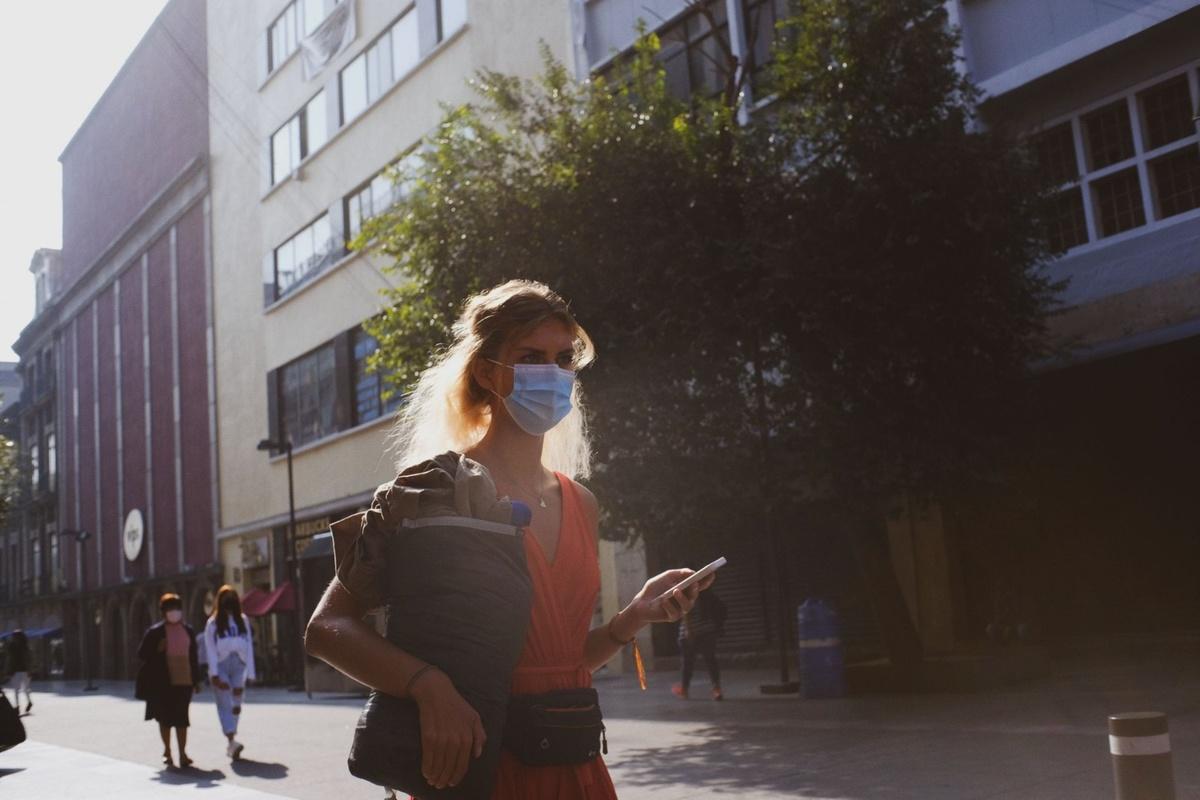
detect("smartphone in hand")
[655,557,726,603]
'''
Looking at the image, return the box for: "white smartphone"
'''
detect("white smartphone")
[656,557,727,602]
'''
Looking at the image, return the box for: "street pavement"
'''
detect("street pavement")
[3,641,1199,799]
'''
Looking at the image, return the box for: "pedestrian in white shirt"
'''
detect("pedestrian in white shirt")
[203,585,256,760]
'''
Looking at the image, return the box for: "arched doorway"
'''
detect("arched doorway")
[101,596,128,679]
[188,583,216,630]
[82,599,102,683]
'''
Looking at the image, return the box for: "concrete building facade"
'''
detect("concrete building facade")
[1,0,220,680]
[206,0,651,686]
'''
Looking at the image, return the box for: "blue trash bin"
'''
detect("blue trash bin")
[797,599,846,699]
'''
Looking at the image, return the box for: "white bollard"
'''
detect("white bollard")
[1109,712,1175,800]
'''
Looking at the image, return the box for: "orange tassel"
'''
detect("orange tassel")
[633,638,647,691]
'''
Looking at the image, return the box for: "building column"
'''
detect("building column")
[597,538,649,674]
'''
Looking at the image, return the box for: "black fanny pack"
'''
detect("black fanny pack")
[502,688,607,766]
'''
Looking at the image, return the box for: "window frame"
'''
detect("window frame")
[1028,63,1200,255]
[351,327,401,426]
[269,324,399,453]
[339,6,421,126]
[436,0,469,43]
[343,149,424,241]
[268,1,300,73]
[278,341,339,449]
[268,0,345,73]
[271,212,339,302]
[270,89,328,185]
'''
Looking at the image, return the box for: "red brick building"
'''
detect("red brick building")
[2,0,219,680]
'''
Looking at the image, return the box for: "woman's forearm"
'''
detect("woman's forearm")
[584,604,643,672]
[305,578,431,698]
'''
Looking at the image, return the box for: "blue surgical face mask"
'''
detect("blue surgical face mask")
[489,360,575,436]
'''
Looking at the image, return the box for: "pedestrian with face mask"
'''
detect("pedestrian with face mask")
[135,593,201,768]
[307,280,717,798]
[203,584,256,760]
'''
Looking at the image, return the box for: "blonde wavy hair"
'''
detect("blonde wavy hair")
[392,280,596,478]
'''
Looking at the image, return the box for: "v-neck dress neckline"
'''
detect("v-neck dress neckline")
[526,472,568,570]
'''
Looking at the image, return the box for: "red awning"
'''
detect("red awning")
[241,581,296,617]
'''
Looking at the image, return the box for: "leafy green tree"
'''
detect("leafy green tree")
[361,0,1059,676]
[0,421,21,534]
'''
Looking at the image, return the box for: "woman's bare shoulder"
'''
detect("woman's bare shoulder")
[566,478,600,531]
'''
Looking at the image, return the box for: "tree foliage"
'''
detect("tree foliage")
[360,0,1060,554]
[0,426,20,532]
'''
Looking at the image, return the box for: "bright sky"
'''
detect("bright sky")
[0,0,170,362]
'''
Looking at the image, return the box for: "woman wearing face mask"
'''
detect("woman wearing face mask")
[307,279,715,798]
[203,585,256,760]
[136,593,201,768]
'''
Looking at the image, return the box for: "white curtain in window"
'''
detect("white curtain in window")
[301,0,357,81]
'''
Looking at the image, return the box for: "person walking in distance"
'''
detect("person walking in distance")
[136,593,202,768]
[307,280,716,797]
[6,630,33,714]
[203,584,256,760]
[672,588,727,700]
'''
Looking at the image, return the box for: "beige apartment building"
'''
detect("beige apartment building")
[206,0,647,685]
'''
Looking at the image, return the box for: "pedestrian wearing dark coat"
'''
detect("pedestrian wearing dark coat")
[672,589,727,700]
[136,593,201,768]
[6,630,33,713]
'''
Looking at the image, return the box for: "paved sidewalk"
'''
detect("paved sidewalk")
[3,644,1198,798]
[1,740,293,799]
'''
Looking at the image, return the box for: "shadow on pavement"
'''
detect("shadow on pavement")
[231,758,289,779]
[151,765,226,788]
[609,721,828,797]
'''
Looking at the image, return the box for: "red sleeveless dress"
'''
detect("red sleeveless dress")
[489,473,619,799]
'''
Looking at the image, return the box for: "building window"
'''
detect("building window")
[352,329,401,425]
[1092,168,1146,238]
[1028,67,1200,252]
[1046,187,1089,253]
[269,2,300,72]
[1034,122,1080,186]
[45,429,56,492]
[1138,74,1194,152]
[280,344,338,447]
[1149,145,1200,220]
[346,172,398,239]
[345,151,422,239]
[1083,100,1136,171]
[269,0,344,72]
[1033,121,1088,253]
[341,9,420,124]
[272,214,338,300]
[744,0,788,91]
[48,528,59,591]
[271,91,328,185]
[658,2,732,100]
[31,537,41,595]
[437,0,468,42]
[29,442,39,493]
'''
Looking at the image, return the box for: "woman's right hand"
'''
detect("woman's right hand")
[409,668,486,790]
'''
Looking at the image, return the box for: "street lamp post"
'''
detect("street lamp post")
[68,529,99,692]
[256,437,307,695]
